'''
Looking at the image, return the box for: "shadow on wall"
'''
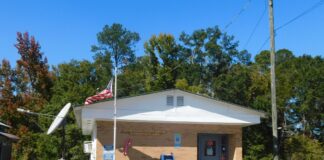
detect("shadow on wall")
[118,148,159,160]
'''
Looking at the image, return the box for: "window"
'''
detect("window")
[176,96,184,106]
[167,96,174,106]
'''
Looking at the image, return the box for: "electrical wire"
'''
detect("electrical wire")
[223,0,252,31]
[257,0,324,52]
[112,0,324,94]
[275,0,324,32]
[243,0,267,49]
[257,36,270,53]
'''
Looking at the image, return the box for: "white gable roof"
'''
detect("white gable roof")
[74,89,265,135]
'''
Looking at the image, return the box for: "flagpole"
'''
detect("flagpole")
[113,66,117,160]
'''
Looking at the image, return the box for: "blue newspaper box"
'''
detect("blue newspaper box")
[160,153,174,160]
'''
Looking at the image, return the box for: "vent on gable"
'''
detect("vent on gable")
[177,96,184,106]
[167,95,174,106]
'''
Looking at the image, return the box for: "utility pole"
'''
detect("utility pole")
[268,0,278,159]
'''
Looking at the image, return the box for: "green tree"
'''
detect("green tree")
[144,34,183,89]
[213,64,251,106]
[41,60,98,159]
[144,36,160,91]
[284,135,323,160]
[175,78,189,90]
[180,26,251,95]
[279,55,323,139]
[92,51,113,88]
[117,57,147,97]
[92,23,140,68]
[50,60,99,107]
[179,29,208,86]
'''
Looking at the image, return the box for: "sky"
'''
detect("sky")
[0,0,323,66]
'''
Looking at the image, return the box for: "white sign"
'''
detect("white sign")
[174,133,181,148]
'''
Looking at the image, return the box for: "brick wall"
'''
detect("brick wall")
[96,121,242,160]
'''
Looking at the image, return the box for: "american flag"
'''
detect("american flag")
[84,79,113,105]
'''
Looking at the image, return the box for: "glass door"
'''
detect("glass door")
[198,134,228,160]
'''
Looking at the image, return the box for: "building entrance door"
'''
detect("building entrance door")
[197,134,228,160]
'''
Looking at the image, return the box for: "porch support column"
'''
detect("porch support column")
[228,127,242,160]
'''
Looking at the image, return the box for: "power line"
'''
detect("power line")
[119,1,253,90]
[224,0,252,31]
[257,0,324,52]
[275,0,324,31]
[243,0,267,49]
[114,0,324,93]
[118,2,266,93]
[115,0,258,93]
[257,36,270,53]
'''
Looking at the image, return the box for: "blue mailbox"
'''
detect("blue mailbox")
[160,153,174,160]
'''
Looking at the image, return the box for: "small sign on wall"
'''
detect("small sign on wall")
[103,145,114,160]
[174,133,181,148]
